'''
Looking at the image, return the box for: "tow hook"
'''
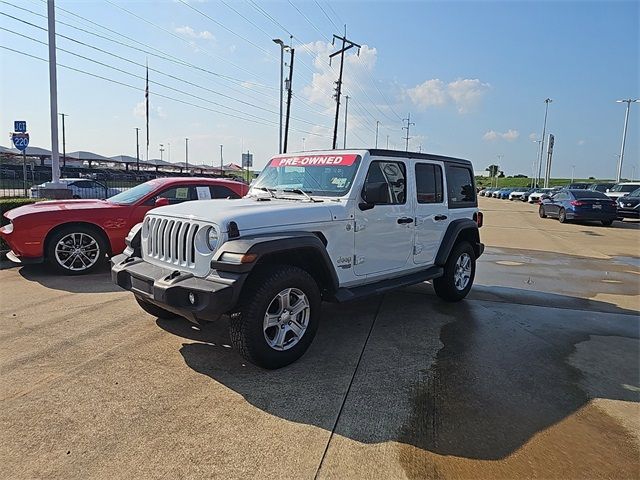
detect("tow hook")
[165,270,181,281]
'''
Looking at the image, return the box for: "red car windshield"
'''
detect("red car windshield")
[107,181,158,205]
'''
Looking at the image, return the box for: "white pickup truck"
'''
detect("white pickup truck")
[112,149,484,368]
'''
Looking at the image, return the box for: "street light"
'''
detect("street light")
[537,98,552,188]
[531,139,543,188]
[273,38,291,154]
[615,99,639,183]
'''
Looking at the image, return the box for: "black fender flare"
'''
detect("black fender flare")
[211,231,339,292]
[434,219,482,266]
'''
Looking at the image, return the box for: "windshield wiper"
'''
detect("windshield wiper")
[281,189,319,202]
[254,186,276,198]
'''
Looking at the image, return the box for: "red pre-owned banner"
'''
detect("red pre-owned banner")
[270,154,359,167]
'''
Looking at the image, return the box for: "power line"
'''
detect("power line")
[287,0,332,42]
[0,44,327,138]
[314,0,340,31]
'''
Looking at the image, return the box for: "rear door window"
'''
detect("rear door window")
[446,165,476,207]
[415,163,444,203]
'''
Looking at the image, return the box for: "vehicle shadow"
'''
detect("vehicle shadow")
[157,285,639,461]
[16,262,121,293]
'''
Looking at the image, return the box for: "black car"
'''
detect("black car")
[616,188,640,219]
[539,189,618,225]
[588,182,615,192]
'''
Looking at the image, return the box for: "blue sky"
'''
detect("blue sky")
[0,0,638,178]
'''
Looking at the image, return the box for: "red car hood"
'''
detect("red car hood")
[4,199,120,220]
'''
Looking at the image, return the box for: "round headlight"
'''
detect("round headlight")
[206,226,219,251]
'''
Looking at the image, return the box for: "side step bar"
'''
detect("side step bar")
[331,266,444,303]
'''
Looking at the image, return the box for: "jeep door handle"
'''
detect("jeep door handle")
[434,215,448,221]
[397,217,414,224]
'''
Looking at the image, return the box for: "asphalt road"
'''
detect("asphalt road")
[1,198,638,479]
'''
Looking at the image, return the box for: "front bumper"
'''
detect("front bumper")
[617,208,640,219]
[5,250,44,264]
[111,254,247,322]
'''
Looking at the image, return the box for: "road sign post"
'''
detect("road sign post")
[11,126,30,197]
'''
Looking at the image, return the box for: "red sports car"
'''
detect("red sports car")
[0,177,248,274]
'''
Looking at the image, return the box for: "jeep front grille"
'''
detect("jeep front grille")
[146,217,200,267]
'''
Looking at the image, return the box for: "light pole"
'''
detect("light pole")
[532,139,542,188]
[47,0,61,184]
[135,127,140,171]
[273,38,291,154]
[59,113,68,169]
[386,135,389,149]
[167,142,171,162]
[496,154,503,188]
[537,98,552,187]
[571,165,576,183]
[302,137,306,150]
[159,144,164,161]
[185,138,188,172]
[375,120,380,148]
[615,99,639,183]
[220,144,223,177]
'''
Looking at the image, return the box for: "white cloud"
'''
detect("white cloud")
[174,26,215,40]
[577,139,585,146]
[483,129,519,141]
[406,78,490,113]
[133,101,167,119]
[529,132,538,141]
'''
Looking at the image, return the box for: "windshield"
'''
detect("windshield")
[611,184,639,192]
[107,181,157,205]
[628,188,640,198]
[252,154,361,197]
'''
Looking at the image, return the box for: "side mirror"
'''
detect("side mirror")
[359,181,389,210]
[155,197,170,207]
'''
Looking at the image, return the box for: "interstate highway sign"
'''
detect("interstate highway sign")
[11,132,29,151]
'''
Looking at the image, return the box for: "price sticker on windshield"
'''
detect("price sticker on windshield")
[270,154,359,167]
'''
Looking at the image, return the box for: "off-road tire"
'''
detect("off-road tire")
[229,265,321,369]
[433,241,476,302]
[558,208,567,223]
[601,219,614,226]
[45,224,108,275]
[135,295,175,319]
[538,205,547,218]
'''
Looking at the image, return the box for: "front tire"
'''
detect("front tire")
[135,295,175,319]
[558,208,567,223]
[46,225,108,275]
[230,265,321,369]
[601,219,613,226]
[433,241,476,302]
[539,206,547,218]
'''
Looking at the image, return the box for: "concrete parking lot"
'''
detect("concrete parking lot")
[1,197,638,479]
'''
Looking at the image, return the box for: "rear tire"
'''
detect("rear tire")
[538,206,547,218]
[135,295,175,319]
[230,265,321,369]
[45,224,108,275]
[433,241,476,302]
[558,208,567,223]
[601,219,613,226]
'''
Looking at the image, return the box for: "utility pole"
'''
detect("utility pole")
[375,120,380,148]
[329,29,361,150]
[58,113,68,169]
[537,98,552,187]
[343,95,349,149]
[159,144,164,161]
[273,39,291,153]
[220,144,223,177]
[615,99,639,183]
[47,0,61,184]
[402,113,415,151]
[283,47,295,153]
[185,138,189,172]
[135,127,140,171]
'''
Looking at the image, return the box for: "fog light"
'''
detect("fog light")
[188,292,196,305]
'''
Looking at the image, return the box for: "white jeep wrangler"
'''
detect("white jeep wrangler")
[112,149,484,368]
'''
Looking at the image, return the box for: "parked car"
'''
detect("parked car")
[508,188,531,201]
[538,189,617,225]
[588,182,615,192]
[1,177,248,274]
[605,182,640,200]
[528,188,555,203]
[616,187,640,219]
[112,149,484,368]
[30,178,126,199]
[497,188,516,199]
[491,187,510,198]
[479,187,493,197]
[522,188,542,202]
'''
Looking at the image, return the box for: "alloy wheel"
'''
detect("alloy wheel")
[453,253,472,291]
[54,232,101,272]
[263,288,310,351]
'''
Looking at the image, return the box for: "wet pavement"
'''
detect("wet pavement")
[0,197,638,479]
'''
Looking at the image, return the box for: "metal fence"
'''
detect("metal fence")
[0,162,248,198]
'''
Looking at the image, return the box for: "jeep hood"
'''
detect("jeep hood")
[147,197,337,232]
